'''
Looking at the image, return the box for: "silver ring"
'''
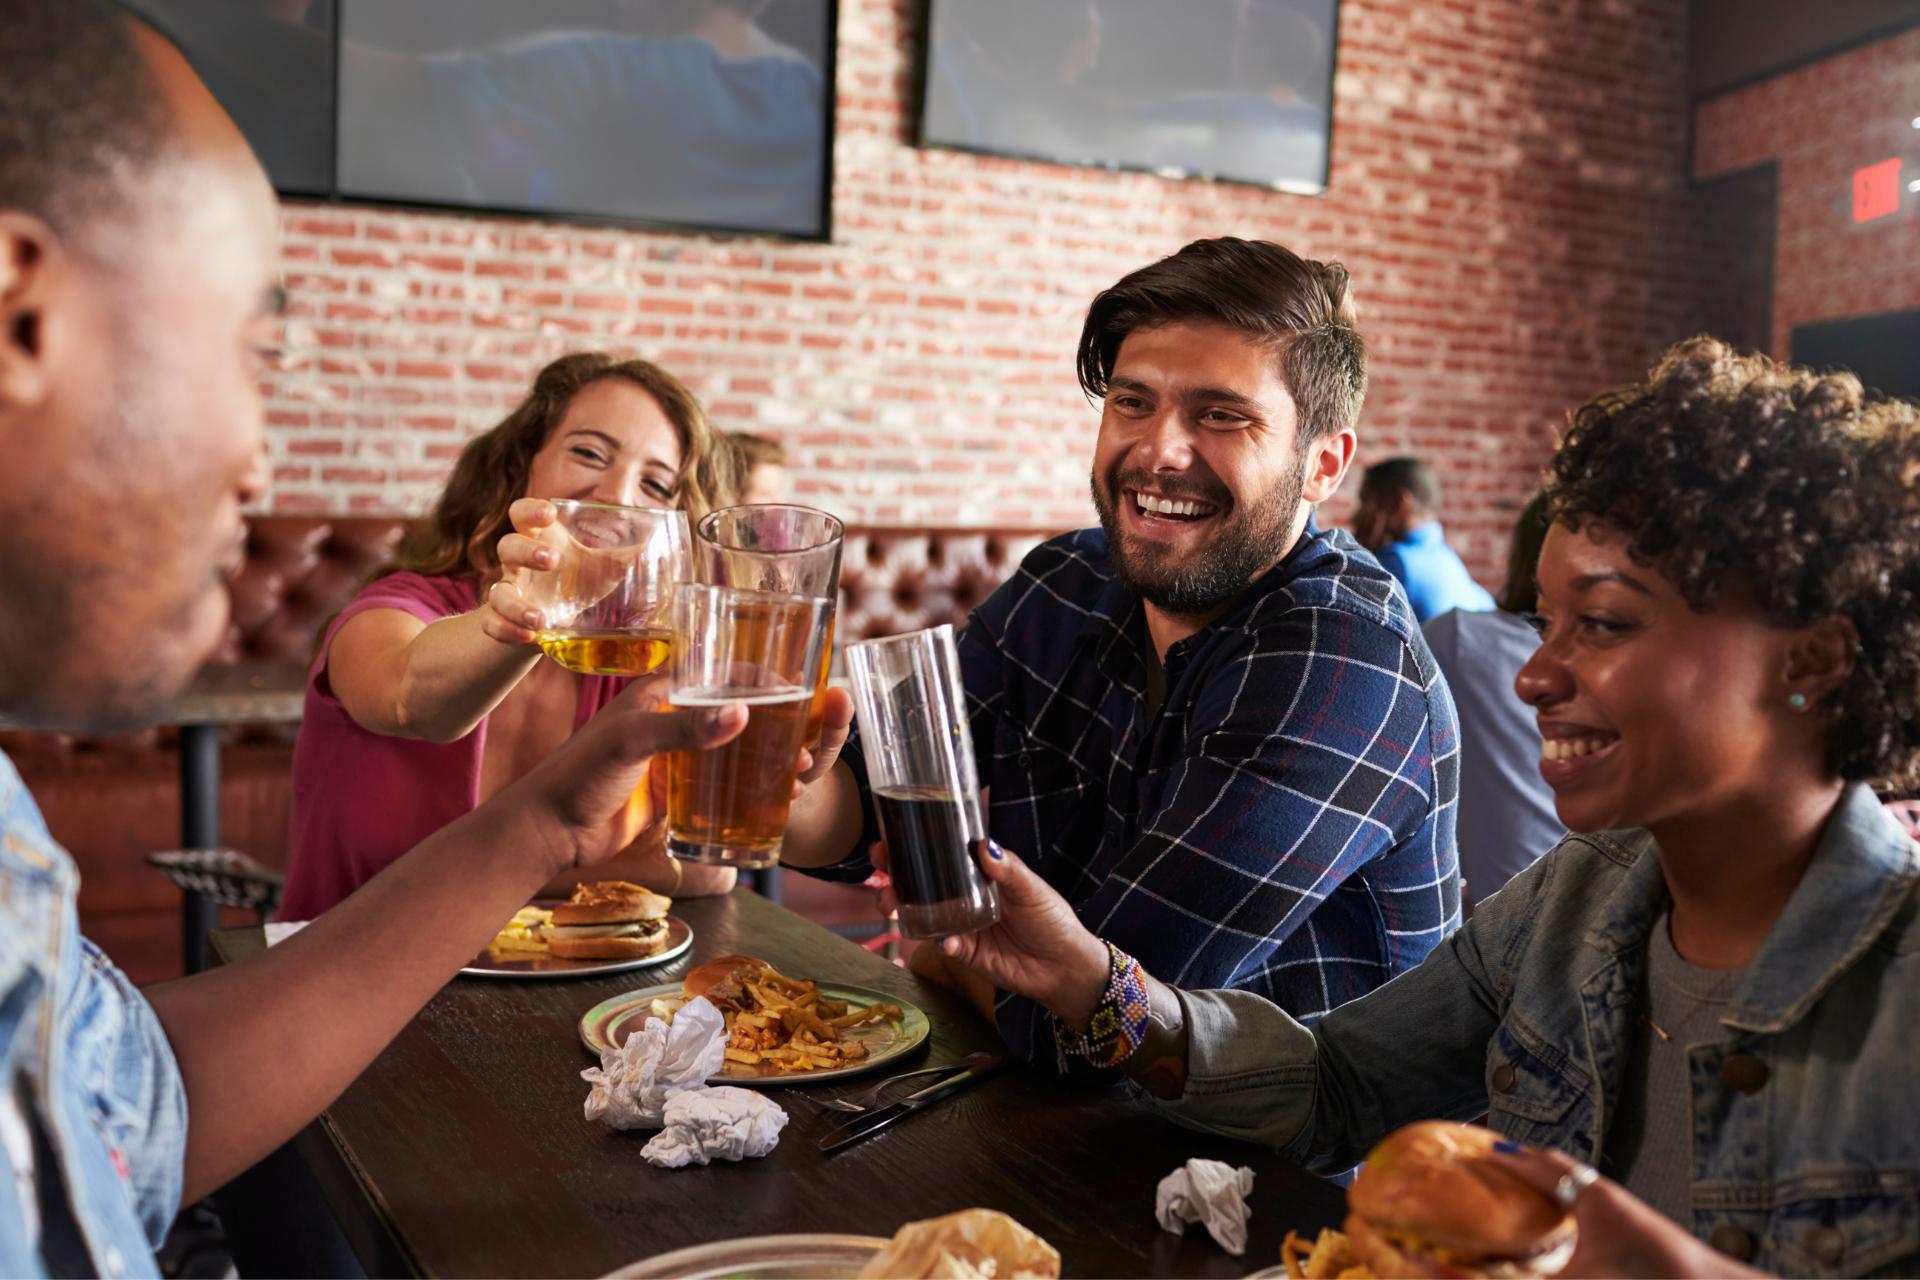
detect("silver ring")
[1553,1161,1599,1209]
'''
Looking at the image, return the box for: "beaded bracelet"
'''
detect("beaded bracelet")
[1053,941,1151,1068]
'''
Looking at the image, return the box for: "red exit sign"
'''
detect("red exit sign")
[1853,157,1902,223]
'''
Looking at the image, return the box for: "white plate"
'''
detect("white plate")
[459,914,692,980]
[604,1233,888,1279]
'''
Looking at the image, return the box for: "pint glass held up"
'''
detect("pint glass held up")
[522,500,689,677]
[844,625,1000,939]
[694,504,843,746]
[666,584,830,869]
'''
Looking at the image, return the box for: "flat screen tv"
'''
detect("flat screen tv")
[122,0,837,241]
[1791,309,1920,403]
[920,0,1338,195]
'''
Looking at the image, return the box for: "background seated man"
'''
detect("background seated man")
[1353,455,1496,622]
[0,7,747,1273]
[782,238,1463,1072]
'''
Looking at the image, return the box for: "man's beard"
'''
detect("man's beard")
[1090,449,1307,618]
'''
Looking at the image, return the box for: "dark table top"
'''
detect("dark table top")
[163,659,307,726]
[212,890,1345,1279]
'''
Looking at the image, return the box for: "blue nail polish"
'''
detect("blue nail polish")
[986,840,1005,861]
[1492,1139,1522,1154]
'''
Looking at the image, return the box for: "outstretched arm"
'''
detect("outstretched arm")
[142,681,746,1203]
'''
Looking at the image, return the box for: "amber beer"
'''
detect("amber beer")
[535,628,673,677]
[805,610,835,745]
[666,686,813,866]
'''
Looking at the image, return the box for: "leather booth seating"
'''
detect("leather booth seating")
[0,516,1056,984]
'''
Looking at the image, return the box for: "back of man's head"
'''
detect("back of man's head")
[0,0,171,243]
[1362,456,1441,517]
[1076,237,1367,442]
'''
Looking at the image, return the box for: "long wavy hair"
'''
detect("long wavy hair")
[382,352,735,581]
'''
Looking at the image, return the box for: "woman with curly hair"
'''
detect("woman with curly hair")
[903,338,1920,1277]
[280,352,740,919]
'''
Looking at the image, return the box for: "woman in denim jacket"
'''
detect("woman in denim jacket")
[923,338,1920,1278]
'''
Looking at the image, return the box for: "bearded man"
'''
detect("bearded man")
[784,238,1462,1070]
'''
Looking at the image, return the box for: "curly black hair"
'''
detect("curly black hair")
[1546,335,1920,788]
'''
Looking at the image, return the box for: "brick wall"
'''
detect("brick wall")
[265,0,1704,582]
[1693,26,1920,361]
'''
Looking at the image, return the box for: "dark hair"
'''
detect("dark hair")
[385,352,735,581]
[1496,491,1551,615]
[1547,335,1920,787]
[0,1,169,239]
[1362,457,1442,514]
[1077,237,1367,441]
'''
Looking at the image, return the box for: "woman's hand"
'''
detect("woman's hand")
[1488,1143,1767,1278]
[484,497,565,645]
[873,838,1109,1027]
[507,675,746,876]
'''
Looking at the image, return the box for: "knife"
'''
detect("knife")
[817,1055,1008,1152]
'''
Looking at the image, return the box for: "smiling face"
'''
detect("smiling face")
[1089,321,1349,619]
[1516,522,1823,835]
[523,376,686,510]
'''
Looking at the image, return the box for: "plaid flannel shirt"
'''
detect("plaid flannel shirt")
[821,520,1462,1073]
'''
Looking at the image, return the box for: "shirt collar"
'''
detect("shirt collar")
[1584,784,1919,1034]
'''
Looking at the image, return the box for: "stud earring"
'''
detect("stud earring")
[1789,693,1809,710]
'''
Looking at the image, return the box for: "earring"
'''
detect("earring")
[1789,693,1809,710]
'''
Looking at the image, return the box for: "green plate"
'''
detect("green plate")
[580,981,930,1087]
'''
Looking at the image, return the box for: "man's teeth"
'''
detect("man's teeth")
[1135,493,1214,517]
[1542,738,1612,762]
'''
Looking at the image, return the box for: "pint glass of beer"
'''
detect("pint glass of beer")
[844,625,1000,939]
[666,584,830,868]
[694,504,843,746]
[522,500,689,677]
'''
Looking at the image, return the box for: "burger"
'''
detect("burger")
[545,881,672,960]
[1338,1122,1576,1278]
[679,953,770,1009]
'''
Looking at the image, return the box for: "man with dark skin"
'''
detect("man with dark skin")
[0,5,744,1270]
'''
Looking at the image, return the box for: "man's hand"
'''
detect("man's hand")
[796,685,854,788]
[1489,1144,1767,1278]
[512,676,746,877]
[874,838,1108,1029]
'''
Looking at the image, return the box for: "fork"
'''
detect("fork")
[813,1051,997,1113]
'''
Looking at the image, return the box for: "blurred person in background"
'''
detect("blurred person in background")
[925,338,1920,1278]
[279,352,740,919]
[1425,491,1563,907]
[1354,455,1496,622]
[727,430,789,503]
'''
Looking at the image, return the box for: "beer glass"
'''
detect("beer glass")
[694,504,843,745]
[667,584,830,868]
[844,625,1000,938]
[522,500,689,676]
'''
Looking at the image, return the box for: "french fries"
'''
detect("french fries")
[656,960,905,1076]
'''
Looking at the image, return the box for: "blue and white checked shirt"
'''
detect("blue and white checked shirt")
[825,520,1463,1071]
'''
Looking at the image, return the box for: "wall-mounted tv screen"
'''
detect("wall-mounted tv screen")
[921,0,1338,195]
[122,0,837,241]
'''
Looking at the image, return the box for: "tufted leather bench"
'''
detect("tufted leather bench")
[0,516,1058,984]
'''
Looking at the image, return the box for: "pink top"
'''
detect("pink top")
[279,571,632,920]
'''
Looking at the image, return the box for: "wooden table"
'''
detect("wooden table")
[212,891,1345,1278]
[162,659,306,972]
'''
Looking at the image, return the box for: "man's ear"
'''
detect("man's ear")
[0,212,60,412]
[1301,427,1356,505]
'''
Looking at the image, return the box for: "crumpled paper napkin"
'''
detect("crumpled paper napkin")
[1154,1157,1256,1255]
[579,995,788,1167]
[581,997,730,1130]
[640,1086,789,1168]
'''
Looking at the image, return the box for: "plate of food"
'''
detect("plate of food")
[462,881,693,979]
[604,1209,1059,1279]
[579,954,930,1084]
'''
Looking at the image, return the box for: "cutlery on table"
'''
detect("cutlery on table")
[818,1055,1008,1152]
[815,1050,998,1113]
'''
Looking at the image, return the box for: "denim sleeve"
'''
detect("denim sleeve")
[68,941,189,1246]
[1156,850,1549,1173]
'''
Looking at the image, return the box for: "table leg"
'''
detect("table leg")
[180,722,220,974]
[758,866,784,905]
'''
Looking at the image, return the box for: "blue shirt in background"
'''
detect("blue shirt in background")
[1373,521,1495,623]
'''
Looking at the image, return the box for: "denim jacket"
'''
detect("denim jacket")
[1162,784,1920,1278]
[0,751,188,1278]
